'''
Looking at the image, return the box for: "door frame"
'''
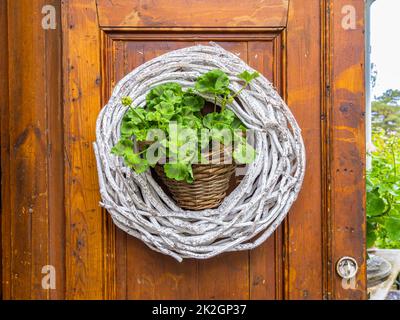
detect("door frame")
[1,0,366,300]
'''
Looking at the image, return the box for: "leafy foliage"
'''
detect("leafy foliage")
[111,69,259,183]
[367,129,400,248]
[195,69,230,96]
[195,68,259,112]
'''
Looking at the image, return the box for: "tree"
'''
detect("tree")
[372,89,400,133]
[371,63,377,89]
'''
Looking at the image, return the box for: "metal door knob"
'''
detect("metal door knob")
[336,256,358,279]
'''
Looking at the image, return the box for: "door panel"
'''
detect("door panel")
[61,0,365,299]
[104,34,283,299]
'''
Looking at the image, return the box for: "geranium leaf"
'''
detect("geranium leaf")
[182,94,204,112]
[195,69,229,95]
[146,82,182,110]
[202,113,215,129]
[120,120,136,138]
[164,163,190,182]
[146,111,162,122]
[155,102,175,119]
[238,70,260,83]
[111,139,133,156]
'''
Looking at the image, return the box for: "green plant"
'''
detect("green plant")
[195,69,259,112]
[111,69,259,183]
[367,129,400,248]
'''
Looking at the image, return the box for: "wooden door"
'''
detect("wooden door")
[1,0,366,299]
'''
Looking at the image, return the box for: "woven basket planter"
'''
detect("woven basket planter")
[154,145,236,211]
[139,140,236,211]
[93,43,306,262]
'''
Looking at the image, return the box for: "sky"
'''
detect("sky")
[371,0,400,98]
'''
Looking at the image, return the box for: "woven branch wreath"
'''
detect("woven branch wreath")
[93,43,306,261]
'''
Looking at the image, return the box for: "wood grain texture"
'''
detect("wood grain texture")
[285,0,323,299]
[248,40,281,300]
[329,0,366,299]
[2,0,63,299]
[62,0,105,299]
[0,0,10,300]
[96,0,289,28]
[46,0,65,300]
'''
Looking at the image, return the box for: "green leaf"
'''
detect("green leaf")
[385,216,400,242]
[221,109,235,122]
[131,107,146,121]
[366,176,374,193]
[203,112,234,130]
[165,89,182,104]
[181,115,202,129]
[111,139,134,156]
[120,120,136,138]
[198,129,211,150]
[238,70,260,83]
[164,163,191,182]
[124,150,149,173]
[202,113,215,129]
[146,111,162,122]
[210,128,233,145]
[367,221,377,248]
[124,151,143,165]
[120,108,148,139]
[131,159,149,174]
[195,69,230,95]
[111,139,149,174]
[146,82,182,110]
[131,127,148,141]
[182,93,205,112]
[232,118,245,130]
[186,165,194,183]
[233,143,256,164]
[155,102,175,119]
[366,189,386,217]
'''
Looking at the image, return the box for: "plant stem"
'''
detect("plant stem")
[230,81,249,100]
[221,95,226,112]
[129,106,145,122]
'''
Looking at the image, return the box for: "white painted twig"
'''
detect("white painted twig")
[93,43,306,262]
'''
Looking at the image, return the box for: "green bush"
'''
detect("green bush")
[367,129,400,248]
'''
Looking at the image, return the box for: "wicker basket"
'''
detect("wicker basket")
[147,143,236,210]
[155,162,235,210]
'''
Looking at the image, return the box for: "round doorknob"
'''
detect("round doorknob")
[336,256,358,279]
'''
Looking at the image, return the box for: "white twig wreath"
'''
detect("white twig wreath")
[93,43,306,262]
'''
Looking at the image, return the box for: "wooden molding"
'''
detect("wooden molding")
[96,0,289,28]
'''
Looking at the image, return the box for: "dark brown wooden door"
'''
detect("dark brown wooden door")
[1,0,366,299]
